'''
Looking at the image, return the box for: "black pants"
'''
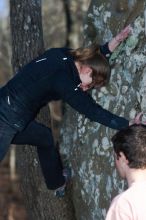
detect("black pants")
[0,120,65,190]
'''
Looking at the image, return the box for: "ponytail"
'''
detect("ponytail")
[70,44,101,61]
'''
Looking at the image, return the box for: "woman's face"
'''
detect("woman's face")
[79,65,93,91]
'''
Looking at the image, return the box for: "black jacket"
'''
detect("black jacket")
[0,44,129,131]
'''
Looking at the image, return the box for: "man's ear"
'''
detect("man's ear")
[119,152,129,164]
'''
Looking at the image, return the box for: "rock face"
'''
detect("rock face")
[60,1,146,219]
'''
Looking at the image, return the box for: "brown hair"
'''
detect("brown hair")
[112,125,146,169]
[70,44,111,89]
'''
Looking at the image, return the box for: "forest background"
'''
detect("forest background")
[0,0,89,219]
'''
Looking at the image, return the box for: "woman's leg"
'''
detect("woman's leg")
[0,120,17,161]
[12,120,65,190]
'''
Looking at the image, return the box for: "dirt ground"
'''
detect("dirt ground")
[0,154,28,220]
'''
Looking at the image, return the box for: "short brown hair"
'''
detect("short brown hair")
[70,44,111,88]
[112,125,146,169]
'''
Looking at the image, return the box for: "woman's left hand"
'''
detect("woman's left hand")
[129,112,143,126]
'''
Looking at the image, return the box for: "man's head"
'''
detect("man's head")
[112,125,146,171]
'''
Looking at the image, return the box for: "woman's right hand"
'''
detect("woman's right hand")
[108,25,132,52]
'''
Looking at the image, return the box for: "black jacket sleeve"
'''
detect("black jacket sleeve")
[53,73,129,130]
[100,42,112,60]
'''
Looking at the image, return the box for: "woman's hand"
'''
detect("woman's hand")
[114,25,132,43]
[129,112,146,126]
[108,25,132,52]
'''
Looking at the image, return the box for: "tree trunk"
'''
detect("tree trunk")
[60,0,146,219]
[10,1,75,219]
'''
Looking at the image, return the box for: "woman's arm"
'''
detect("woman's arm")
[54,74,129,130]
[100,25,132,60]
[108,25,132,52]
